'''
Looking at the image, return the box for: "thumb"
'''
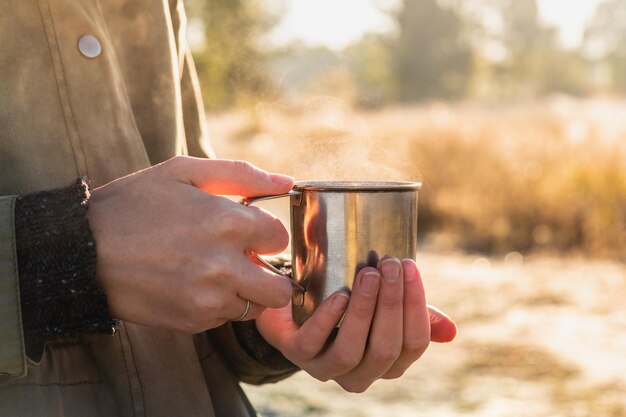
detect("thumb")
[165,156,294,197]
[255,303,297,349]
[428,305,457,343]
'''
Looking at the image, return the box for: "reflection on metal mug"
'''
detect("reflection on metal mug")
[240,181,421,324]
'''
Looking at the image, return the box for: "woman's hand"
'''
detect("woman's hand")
[88,156,295,332]
[256,258,456,392]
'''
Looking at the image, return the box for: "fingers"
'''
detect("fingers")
[428,305,458,343]
[234,257,293,308]
[334,257,404,392]
[317,268,380,377]
[223,297,265,322]
[165,156,294,197]
[254,258,457,392]
[161,156,293,252]
[382,259,431,379]
[206,197,289,255]
[287,291,350,363]
[240,205,290,255]
[253,301,299,351]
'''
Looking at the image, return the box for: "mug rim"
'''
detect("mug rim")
[294,180,422,192]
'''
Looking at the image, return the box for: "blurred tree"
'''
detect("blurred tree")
[541,49,590,96]
[344,34,396,107]
[461,0,589,98]
[185,0,279,110]
[267,44,343,97]
[184,0,598,108]
[584,0,626,93]
[496,0,545,95]
[392,0,472,101]
[470,0,549,97]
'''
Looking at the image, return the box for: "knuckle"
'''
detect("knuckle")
[172,154,189,164]
[371,346,401,363]
[351,300,375,319]
[268,287,292,308]
[249,208,289,251]
[214,209,251,237]
[272,221,290,250]
[277,279,293,305]
[155,155,184,176]
[316,375,331,383]
[166,155,190,171]
[378,293,403,311]
[303,367,330,382]
[189,292,206,313]
[403,336,430,358]
[205,260,232,282]
[245,306,264,321]
[232,160,257,177]
[383,368,406,380]
[189,292,219,315]
[179,315,204,334]
[213,319,228,329]
[263,276,292,308]
[332,350,360,373]
[295,336,320,359]
[340,380,370,394]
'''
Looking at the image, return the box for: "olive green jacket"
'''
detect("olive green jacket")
[0,1,292,416]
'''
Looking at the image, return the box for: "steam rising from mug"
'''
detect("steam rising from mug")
[252,98,419,182]
[220,96,424,323]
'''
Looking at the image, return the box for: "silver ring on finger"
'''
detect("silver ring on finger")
[233,299,251,322]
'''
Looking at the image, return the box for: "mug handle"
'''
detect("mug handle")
[239,190,305,293]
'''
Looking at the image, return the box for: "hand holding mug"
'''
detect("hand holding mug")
[88,157,296,332]
[242,181,422,323]
[256,258,457,392]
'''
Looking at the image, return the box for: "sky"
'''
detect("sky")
[268,0,604,50]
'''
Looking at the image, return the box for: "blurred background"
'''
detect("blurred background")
[186,0,626,415]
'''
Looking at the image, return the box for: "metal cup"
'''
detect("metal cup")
[241,180,421,324]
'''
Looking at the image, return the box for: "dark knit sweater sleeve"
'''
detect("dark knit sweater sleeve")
[14,178,115,359]
[232,320,298,372]
[232,259,298,373]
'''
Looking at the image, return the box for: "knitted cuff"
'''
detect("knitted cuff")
[15,178,116,356]
[232,320,298,372]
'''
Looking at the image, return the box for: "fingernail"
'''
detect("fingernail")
[269,173,294,185]
[331,292,350,313]
[401,259,418,283]
[380,258,402,283]
[361,271,380,294]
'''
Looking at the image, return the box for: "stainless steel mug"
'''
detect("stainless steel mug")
[241,181,421,324]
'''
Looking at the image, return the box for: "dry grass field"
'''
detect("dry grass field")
[208,96,626,259]
[206,97,626,416]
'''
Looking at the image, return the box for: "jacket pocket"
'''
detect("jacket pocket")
[0,339,120,417]
[8,339,102,386]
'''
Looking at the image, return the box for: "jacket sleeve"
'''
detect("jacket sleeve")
[0,180,115,383]
[206,322,299,386]
[206,256,299,385]
[0,196,27,382]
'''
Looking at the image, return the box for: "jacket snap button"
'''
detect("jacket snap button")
[78,34,102,58]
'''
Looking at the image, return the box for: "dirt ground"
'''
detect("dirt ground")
[243,251,626,417]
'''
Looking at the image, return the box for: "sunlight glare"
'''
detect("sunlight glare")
[269,0,396,50]
[536,0,601,48]
[270,0,603,51]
